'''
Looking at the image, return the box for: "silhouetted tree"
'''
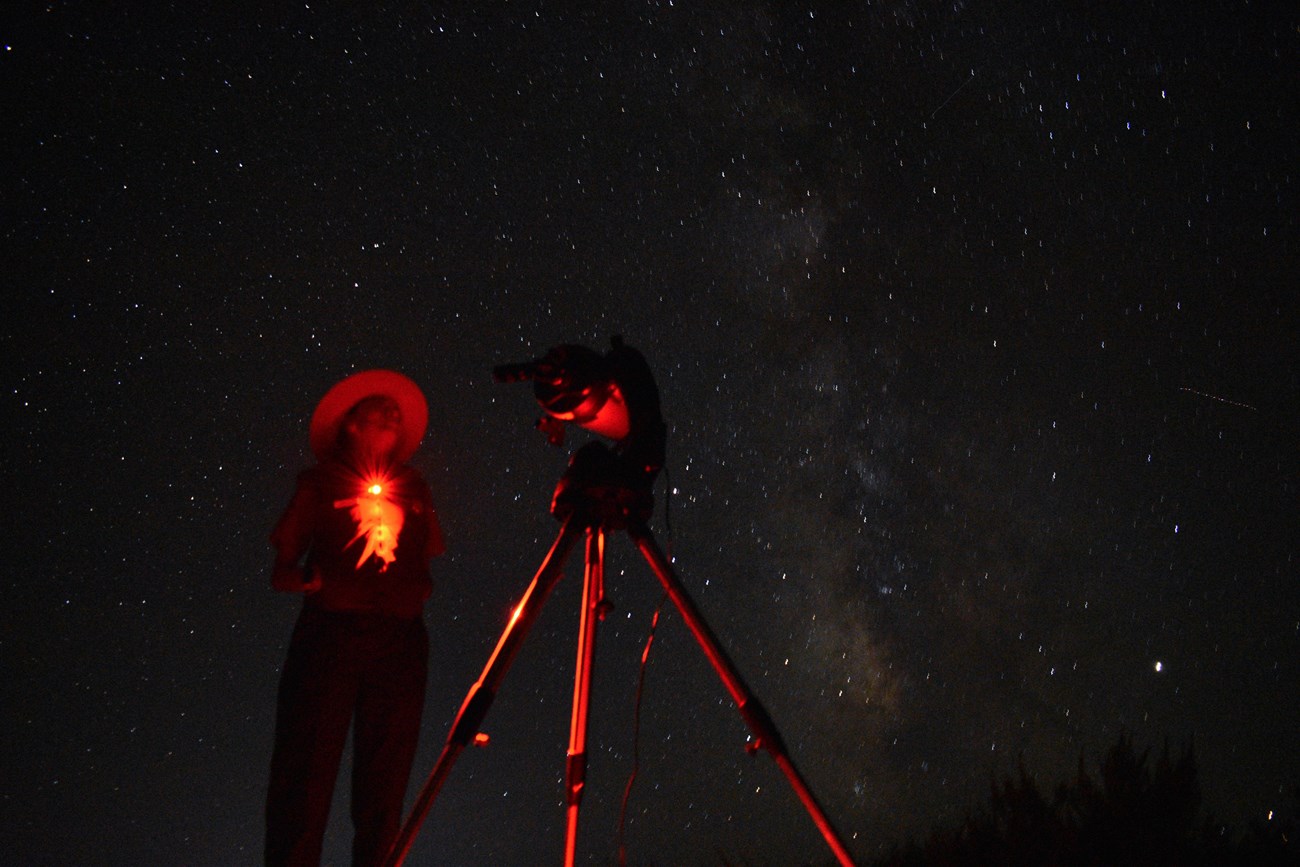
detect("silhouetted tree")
[1063,733,1206,864]
[874,733,1297,866]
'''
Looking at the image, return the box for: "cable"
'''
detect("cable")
[616,467,673,866]
[617,596,666,866]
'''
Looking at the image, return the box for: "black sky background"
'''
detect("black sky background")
[4,2,1297,865]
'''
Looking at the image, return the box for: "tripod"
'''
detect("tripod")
[384,445,856,866]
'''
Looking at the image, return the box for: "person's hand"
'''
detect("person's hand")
[272,563,322,594]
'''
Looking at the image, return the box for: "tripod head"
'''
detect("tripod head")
[494,336,667,523]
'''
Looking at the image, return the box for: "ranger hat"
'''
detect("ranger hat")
[309,369,428,462]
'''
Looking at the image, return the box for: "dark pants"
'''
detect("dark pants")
[265,607,428,867]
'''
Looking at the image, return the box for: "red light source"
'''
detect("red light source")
[333,475,403,571]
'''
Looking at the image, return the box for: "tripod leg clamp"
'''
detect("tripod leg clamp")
[738,698,789,757]
[449,685,497,747]
[565,752,588,805]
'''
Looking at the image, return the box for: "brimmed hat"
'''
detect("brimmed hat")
[309,369,428,462]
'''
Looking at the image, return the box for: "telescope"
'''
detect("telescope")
[387,337,855,867]
[494,337,667,506]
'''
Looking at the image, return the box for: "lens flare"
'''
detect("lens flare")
[333,474,404,571]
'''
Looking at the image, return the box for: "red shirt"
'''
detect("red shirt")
[271,459,444,619]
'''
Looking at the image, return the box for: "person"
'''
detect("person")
[265,370,445,867]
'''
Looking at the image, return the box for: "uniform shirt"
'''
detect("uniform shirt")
[271,459,444,619]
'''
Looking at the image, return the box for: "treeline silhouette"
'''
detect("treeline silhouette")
[873,733,1297,866]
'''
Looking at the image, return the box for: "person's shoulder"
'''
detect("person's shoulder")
[297,463,326,481]
[395,464,433,494]
[398,464,429,482]
[293,463,337,492]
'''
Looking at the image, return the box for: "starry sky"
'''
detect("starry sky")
[4,2,1296,865]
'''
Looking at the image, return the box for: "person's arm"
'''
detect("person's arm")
[413,475,445,561]
[270,473,323,593]
[425,506,446,561]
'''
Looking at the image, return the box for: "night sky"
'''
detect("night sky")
[4,3,1296,865]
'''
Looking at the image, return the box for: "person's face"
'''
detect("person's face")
[343,395,402,458]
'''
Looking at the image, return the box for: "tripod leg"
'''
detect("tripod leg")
[383,516,587,867]
[625,520,857,867]
[563,526,606,866]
